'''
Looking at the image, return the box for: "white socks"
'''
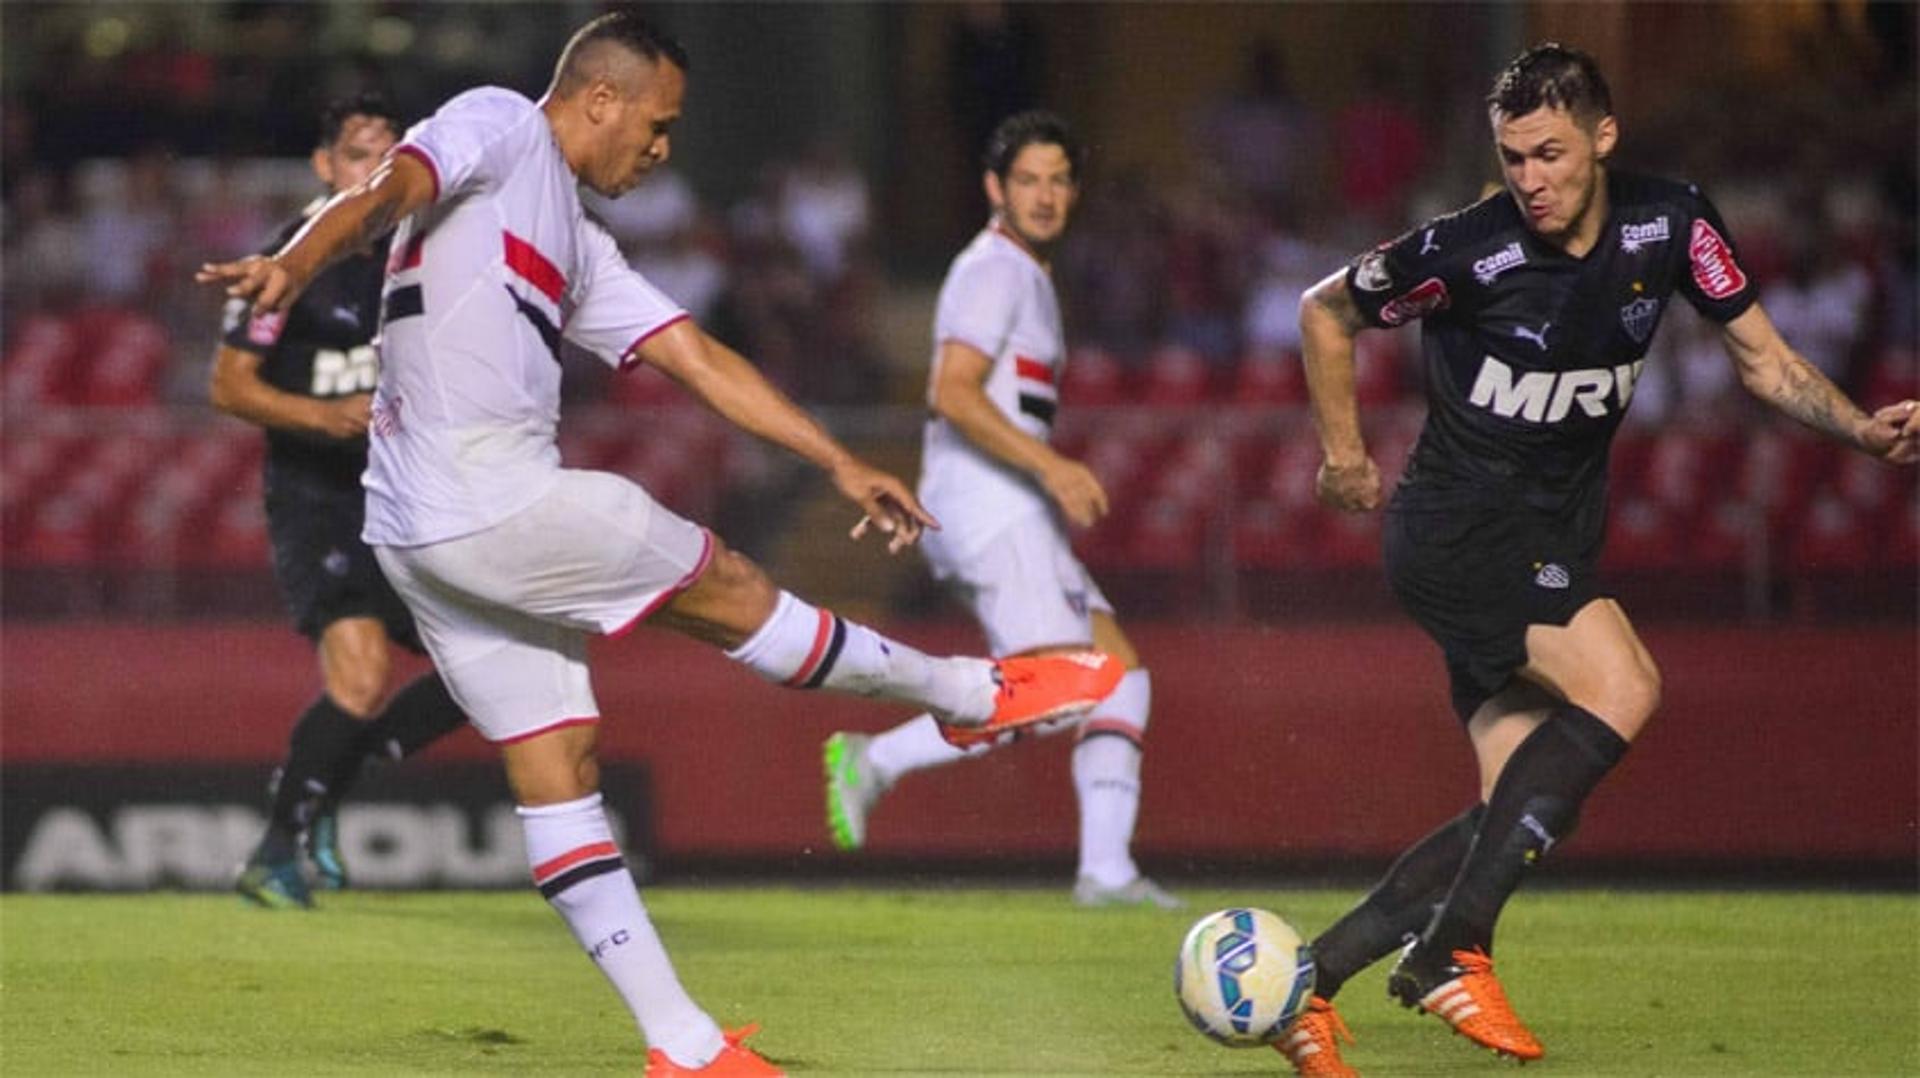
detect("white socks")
[1074,669,1150,888]
[865,714,985,787]
[519,794,723,1068]
[727,591,995,723]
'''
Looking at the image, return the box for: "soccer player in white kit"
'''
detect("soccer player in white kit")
[823,112,1179,910]
[199,15,1123,1077]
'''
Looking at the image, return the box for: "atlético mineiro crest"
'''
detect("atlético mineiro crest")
[1619,297,1662,343]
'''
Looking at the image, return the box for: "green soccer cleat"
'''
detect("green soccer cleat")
[823,732,882,851]
[305,811,348,890]
[235,858,314,910]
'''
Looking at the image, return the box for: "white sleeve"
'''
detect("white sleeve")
[394,88,536,204]
[566,220,690,371]
[934,255,1021,358]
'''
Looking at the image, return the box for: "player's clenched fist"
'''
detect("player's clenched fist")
[1316,456,1382,512]
[195,255,303,316]
[1867,399,1920,465]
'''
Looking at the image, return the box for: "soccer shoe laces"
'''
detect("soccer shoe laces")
[1276,996,1358,1078]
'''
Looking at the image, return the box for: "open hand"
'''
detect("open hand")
[1038,456,1110,529]
[195,255,303,316]
[835,458,939,554]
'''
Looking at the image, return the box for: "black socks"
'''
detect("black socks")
[334,673,467,790]
[1312,804,1485,1000]
[1420,704,1628,960]
[259,696,362,861]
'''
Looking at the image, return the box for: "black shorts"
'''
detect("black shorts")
[266,488,423,653]
[1383,486,1606,721]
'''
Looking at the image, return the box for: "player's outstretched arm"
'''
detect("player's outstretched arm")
[636,321,939,551]
[195,151,435,315]
[1720,304,1920,464]
[1299,270,1383,510]
[930,341,1108,528]
[209,344,371,440]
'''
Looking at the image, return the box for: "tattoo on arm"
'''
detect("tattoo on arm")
[1770,356,1863,445]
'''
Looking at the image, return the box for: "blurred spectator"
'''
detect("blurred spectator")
[778,136,871,284]
[1331,56,1428,233]
[1761,217,1873,384]
[77,146,176,304]
[3,167,88,312]
[1192,39,1318,222]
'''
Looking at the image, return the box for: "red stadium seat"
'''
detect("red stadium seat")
[1789,494,1874,572]
[1227,347,1304,407]
[1687,497,1757,571]
[13,494,105,566]
[1351,331,1404,405]
[77,312,170,407]
[1643,430,1738,511]
[3,313,81,405]
[1737,429,1827,534]
[1832,448,1906,522]
[1883,495,1919,569]
[1863,346,1918,406]
[1231,497,1320,570]
[1602,497,1683,571]
[1123,495,1209,571]
[609,364,683,408]
[1137,344,1212,406]
[1150,432,1233,505]
[1059,345,1127,407]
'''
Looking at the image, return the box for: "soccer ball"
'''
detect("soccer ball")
[1174,907,1316,1047]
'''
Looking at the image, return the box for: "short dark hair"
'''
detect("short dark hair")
[983,110,1085,180]
[317,92,400,149]
[553,9,690,96]
[1487,43,1612,126]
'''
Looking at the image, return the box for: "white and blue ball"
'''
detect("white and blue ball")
[1173,907,1317,1047]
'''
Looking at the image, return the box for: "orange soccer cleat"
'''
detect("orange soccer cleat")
[1275,995,1359,1077]
[644,1025,784,1077]
[1387,946,1544,1061]
[937,651,1125,748]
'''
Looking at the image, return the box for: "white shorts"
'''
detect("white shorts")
[374,469,712,744]
[924,516,1113,657]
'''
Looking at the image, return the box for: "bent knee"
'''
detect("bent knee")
[1590,659,1661,737]
[325,661,390,717]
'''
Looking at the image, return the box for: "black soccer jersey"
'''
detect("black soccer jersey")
[1345,171,1757,512]
[219,214,390,496]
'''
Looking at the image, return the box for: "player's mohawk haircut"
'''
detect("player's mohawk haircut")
[984,110,1086,181]
[553,9,690,95]
[1487,43,1612,126]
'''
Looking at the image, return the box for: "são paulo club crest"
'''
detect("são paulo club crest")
[1619,297,1663,343]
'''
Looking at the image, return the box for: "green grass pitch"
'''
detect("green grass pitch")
[3,886,1915,1076]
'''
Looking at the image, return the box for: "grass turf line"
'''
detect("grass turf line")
[2,887,1915,1075]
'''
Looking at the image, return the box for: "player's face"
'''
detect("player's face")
[1493,105,1617,243]
[312,115,398,195]
[986,142,1078,252]
[592,58,686,198]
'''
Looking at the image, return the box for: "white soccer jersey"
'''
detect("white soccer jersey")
[363,87,688,546]
[918,225,1065,561]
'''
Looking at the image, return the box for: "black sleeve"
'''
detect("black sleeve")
[216,217,305,355]
[1674,184,1758,324]
[1343,216,1470,329]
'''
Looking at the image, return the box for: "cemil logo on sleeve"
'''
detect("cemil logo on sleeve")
[1688,220,1748,300]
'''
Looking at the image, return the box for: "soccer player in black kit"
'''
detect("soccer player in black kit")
[211,95,467,909]
[1275,46,1919,1076]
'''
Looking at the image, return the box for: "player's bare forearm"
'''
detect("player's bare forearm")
[279,155,427,282]
[935,373,1061,481]
[645,324,854,473]
[1722,305,1870,449]
[1299,271,1370,464]
[210,347,368,440]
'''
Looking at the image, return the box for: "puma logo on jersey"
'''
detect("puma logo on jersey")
[1468,355,1644,424]
[1511,322,1552,351]
[1419,229,1440,255]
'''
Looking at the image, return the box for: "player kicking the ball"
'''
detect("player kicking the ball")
[1279,44,1919,1076]
[200,14,1120,1076]
[823,111,1178,911]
